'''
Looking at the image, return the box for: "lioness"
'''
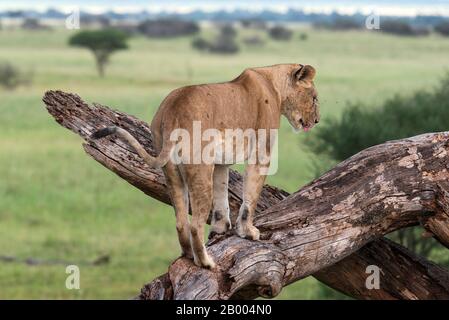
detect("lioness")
[91,63,319,269]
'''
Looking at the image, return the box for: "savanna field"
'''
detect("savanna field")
[1,25,449,299]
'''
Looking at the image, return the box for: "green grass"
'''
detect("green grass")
[1,26,449,299]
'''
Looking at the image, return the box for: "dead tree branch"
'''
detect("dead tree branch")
[43,90,449,300]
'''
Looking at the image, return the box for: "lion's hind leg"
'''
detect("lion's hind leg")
[184,164,216,269]
[163,162,192,259]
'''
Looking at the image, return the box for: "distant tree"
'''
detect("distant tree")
[299,33,308,40]
[5,10,24,18]
[240,19,251,28]
[240,19,267,30]
[191,38,209,51]
[69,29,129,77]
[220,24,237,37]
[80,14,111,28]
[0,62,31,90]
[332,18,362,30]
[208,35,239,54]
[313,18,361,31]
[411,26,431,36]
[381,20,429,36]
[191,24,240,55]
[435,21,449,36]
[312,21,331,30]
[268,25,293,41]
[137,19,199,38]
[21,18,50,31]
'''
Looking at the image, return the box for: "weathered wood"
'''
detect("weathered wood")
[422,182,449,249]
[315,238,449,300]
[43,90,449,300]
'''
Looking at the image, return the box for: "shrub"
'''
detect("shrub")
[208,35,239,54]
[299,33,308,41]
[243,35,265,46]
[268,25,293,41]
[191,38,210,51]
[137,19,199,38]
[21,18,50,31]
[381,20,429,36]
[332,18,362,30]
[411,26,431,36]
[435,21,449,36]
[220,24,237,37]
[240,19,267,30]
[313,19,361,31]
[0,62,31,90]
[307,75,449,161]
[305,75,449,259]
[80,14,111,28]
[191,25,240,55]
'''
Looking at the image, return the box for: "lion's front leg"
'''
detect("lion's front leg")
[235,163,269,240]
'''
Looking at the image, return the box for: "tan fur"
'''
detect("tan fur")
[92,63,319,269]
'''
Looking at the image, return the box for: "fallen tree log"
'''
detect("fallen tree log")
[314,237,449,299]
[43,90,449,300]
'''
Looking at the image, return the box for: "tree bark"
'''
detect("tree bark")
[314,238,449,299]
[43,90,449,300]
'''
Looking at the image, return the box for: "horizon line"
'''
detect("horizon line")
[1,3,449,18]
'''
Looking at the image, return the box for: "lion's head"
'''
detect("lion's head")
[281,64,319,132]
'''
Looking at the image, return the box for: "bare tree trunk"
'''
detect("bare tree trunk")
[43,90,449,300]
[93,51,108,77]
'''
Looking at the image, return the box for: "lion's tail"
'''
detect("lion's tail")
[91,126,173,169]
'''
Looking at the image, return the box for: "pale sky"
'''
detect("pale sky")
[1,0,449,17]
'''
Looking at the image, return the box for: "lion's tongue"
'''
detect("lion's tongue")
[303,126,310,132]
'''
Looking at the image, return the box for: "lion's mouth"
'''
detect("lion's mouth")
[289,120,312,133]
[287,116,313,133]
[299,119,312,132]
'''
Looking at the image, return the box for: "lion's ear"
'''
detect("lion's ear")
[294,65,316,82]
